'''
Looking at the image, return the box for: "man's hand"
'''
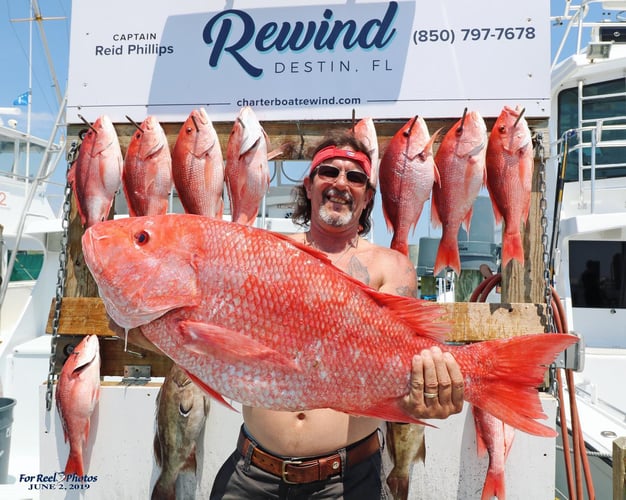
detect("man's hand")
[400,346,465,419]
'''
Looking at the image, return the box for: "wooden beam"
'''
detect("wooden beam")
[47,297,548,343]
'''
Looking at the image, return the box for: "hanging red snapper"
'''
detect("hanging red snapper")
[486,106,533,268]
[431,110,487,276]
[82,214,577,436]
[55,334,101,477]
[472,405,516,500]
[379,116,440,256]
[225,107,269,225]
[68,115,123,228]
[353,117,380,188]
[172,108,225,218]
[123,115,172,217]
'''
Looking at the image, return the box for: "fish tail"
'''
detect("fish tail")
[151,477,175,500]
[459,333,578,437]
[390,235,409,257]
[501,231,524,268]
[433,232,460,276]
[64,450,85,477]
[481,469,506,500]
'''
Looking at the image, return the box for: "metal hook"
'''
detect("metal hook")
[126,115,144,133]
[190,114,200,133]
[457,107,468,134]
[403,115,419,137]
[513,107,526,128]
[77,114,97,134]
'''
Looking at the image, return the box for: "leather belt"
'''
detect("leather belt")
[238,430,380,485]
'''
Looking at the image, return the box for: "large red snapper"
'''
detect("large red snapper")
[172,108,225,218]
[431,110,487,276]
[82,214,576,436]
[55,334,101,477]
[379,116,440,256]
[68,115,123,228]
[225,106,270,225]
[486,106,533,268]
[123,115,172,217]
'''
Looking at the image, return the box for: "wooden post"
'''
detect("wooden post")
[615,436,626,500]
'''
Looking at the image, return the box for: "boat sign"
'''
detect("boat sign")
[67,0,550,123]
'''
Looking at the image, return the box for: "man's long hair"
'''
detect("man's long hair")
[291,131,375,236]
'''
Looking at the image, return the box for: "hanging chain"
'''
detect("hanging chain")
[536,132,559,396]
[45,140,78,411]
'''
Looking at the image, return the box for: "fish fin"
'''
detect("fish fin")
[153,432,162,467]
[472,407,489,458]
[357,399,436,427]
[488,191,504,225]
[270,233,335,266]
[365,292,449,341]
[267,146,284,161]
[504,424,516,459]
[461,333,578,437]
[64,451,85,477]
[180,320,301,372]
[462,206,474,234]
[501,231,524,268]
[180,368,238,413]
[433,232,461,276]
[430,190,442,228]
[272,232,449,340]
[239,126,264,155]
[480,469,506,500]
[389,237,409,257]
[433,162,441,186]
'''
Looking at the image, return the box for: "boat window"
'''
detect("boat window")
[557,78,626,182]
[7,251,44,281]
[0,137,48,178]
[568,240,626,308]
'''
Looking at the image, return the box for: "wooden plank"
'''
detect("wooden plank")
[47,297,548,343]
[53,334,173,378]
[615,436,626,500]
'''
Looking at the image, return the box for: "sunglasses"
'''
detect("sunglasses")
[313,164,369,187]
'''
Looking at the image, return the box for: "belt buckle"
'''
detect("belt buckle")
[281,459,303,484]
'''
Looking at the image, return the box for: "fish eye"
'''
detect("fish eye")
[134,230,150,245]
[499,125,506,133]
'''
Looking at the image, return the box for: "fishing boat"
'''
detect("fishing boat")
[549,0,626,497]
[0,120,65,497]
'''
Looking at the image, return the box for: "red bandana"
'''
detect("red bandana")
[310,146,371,178]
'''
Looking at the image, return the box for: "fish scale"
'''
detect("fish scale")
[83,214,577,436]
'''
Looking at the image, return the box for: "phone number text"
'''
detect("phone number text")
[413,26,536,45]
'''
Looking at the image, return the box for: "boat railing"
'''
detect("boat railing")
[555,116,626,211]
[551,0,626,68]
[0,96,67,307]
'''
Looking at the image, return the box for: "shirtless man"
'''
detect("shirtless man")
[210,131,465,499]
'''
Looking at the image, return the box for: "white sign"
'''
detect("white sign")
[67,0,550,123]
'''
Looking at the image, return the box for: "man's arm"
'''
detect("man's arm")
[379,249,464,419]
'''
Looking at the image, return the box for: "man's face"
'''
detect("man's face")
[304,153,373,230]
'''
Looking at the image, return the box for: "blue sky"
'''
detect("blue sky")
[0,0,609,244]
